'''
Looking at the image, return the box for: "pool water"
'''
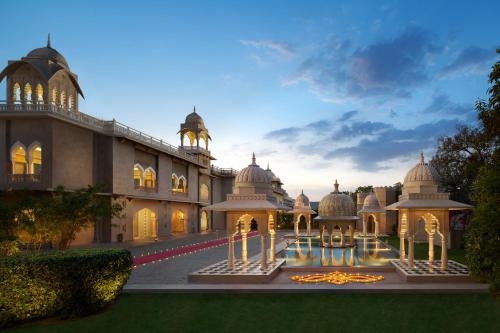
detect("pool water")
[279,236,398,267]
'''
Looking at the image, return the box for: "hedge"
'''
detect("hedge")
[0,248,133,328]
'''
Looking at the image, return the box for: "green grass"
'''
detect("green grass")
[7,293,500,333]
[385,235,467,264]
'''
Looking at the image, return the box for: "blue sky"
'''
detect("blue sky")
[1,0,498,200]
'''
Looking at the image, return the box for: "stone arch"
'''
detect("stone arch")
[171,209,187,233]
[182,131,196,146]
[200,210,209,231]
[13,83,21,103]
[60,91,66,108]
[200,183,209,201]
[35,83,44,103]
[171,173,179,189]
[199,132,209,149]
[367,214,376,234]
[133,208,157,239]
[27,141,42,175]
[178,176,187,192]
[68,95,74,111]
[133,163,144,187]
[51,87,57,105]
[10,141,28,174]
[144,167,156,188]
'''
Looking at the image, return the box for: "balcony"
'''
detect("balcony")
[211,166,238,177]
[0,101,202,166]
[8,174,42,183]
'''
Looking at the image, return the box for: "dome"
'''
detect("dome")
[182,107,207,131]
[404,152,439,185]
[318,180,356,217]
[362,193,381,210]
[25,35,69,69]
[265,164,281,183]
[235,153,271,185]
[295,190,310,207]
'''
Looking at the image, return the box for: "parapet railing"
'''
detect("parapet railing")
[8,174,42,183]
[210,166,238,176]
[0,101,200,165]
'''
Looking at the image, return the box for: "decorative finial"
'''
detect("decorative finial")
[420,151,424,164]
[334,179,339,193]
[301,189,304,195]
[252,152,256,165]
[47,33,51,48]
[193,105,196,113]
[266,163,270,170]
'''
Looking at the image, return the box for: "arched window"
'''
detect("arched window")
[24,83,32,104]
[36,84,44,103]
[12,83,21,103]
[144,168,156,188]
[199,133,209,150]
[133,164,144,187]
[200,183,209,201]
[178,176,187,192]
[11,143,27,175]
[68,95,74,111]
[182,131,196,146]
[171,173,178,190]
[28,143,42,175]
[51,88,57,105]
[60,91,66,108]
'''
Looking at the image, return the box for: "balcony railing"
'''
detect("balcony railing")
[0,101,201,165]
[8,174,42,183]
[172,190,188,197]
[211,165,238,176]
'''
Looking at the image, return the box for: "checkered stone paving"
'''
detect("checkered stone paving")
[188,259,285,283]
[391,260,471,282]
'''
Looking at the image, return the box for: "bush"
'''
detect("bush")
[0,248,132,328]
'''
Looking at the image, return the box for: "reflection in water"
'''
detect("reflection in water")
[282,237,398,267]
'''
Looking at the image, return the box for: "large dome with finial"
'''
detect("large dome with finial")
[318,180,356,217]
[295,190,310,208]
[404,152,439,185]
[26,35,69,69]
[235,153,271,185]
[182,107,208,131]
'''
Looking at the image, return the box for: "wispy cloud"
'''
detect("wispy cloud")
[439,46,498,77]
[240,39,295,58]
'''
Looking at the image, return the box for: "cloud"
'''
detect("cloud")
[284,26,442,101]
[264,126,301,142]
[338,110,358,121]
[422,93,471,116]
[440,46,498,77]
[325,118,461,170]
[331,121,393,140]
[240,39,295,58]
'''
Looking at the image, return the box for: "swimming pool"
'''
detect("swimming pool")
[279,236,398,267]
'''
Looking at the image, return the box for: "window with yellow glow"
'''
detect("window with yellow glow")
[36,84,44,103]
[51,88,57,105]
[24,83,32,103]
[68,95,74,111]
[11,145,27,175]
[178,177,187,192]
[60,91,66,108]
[171,174,178,190]
[13,83,21,103]
[144,168,156,188]
[200,183,209,201]
[29,144,42,175]
[134,166,143,187]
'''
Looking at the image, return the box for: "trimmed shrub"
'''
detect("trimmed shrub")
[0,248,132,328]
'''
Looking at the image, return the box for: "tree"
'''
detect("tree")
[350,185,373,206]
[464,49,500,295]
[45,186,123,250]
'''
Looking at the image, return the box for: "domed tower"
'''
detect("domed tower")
[315,180,358,247]
[402,152,440,195]
[178,107,214,169]
[0,34,84,110]
[291,190,316,236]
[233,153,273,196]
[358,192,385,237]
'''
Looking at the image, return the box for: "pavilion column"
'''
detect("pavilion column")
[399,234,406,263]
[374,221,380,238]
[260,234,268,270]
[241,231,248,264]
[362,215,367,236]
[294,220,299,237]
[269,232,276,264]
[428,233,435,264]
[340,228,345,247]
[349,226,354,246]
[319,226,325,247]
[349,247,355,266]
[306,218,311,236]
[441,234,448,270]
[228,234,235,270]
[408,235,414,268]
[328,229,333,247]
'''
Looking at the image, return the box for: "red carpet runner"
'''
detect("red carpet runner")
[133,231,259,266]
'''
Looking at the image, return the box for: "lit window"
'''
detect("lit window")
[51,88,57,105]
[36,84,44,103]
[13,83,21,103]
[24,83,32,104]
[134,166,143,187]
[29,144,42,175]
[11,144,27,175]
[144,168,156,188]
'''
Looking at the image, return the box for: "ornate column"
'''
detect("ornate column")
[328,228,333,247]
[340,227,345,247]
[408,235,414,268]
[441,234,448,270]
[241,231,248,264]
[228,234,235,270]
[362,215,367,236]
[428,233,434,264]
[294,220,299,237]
[374,220,379,238]
[260,234,268,270]
[399,233,406,263]
[306,217,311,236]
[349,226,354,246]
[269,231,276,264]
[319,226,325,247]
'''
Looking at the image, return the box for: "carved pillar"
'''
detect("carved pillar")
[340,227,345,247]
[408,235,414,268]
[399,234,406,263]
[374,219,379,238]
[269,232,276,264]
[362,214,367,236]
[328,228,333,247]
[294,219,299,237]
[241,231,248,263]
[260,234,268,270]
[349,226,354,246]
[307,216,311,236]
[228,234,235,270]
[428,233,434,264]
[319,226,325,247]
[441,234,448,270]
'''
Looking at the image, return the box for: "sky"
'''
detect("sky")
[1,0,498,200]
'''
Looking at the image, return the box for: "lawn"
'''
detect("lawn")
[7,293,500,333]
[385,235,467,264]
